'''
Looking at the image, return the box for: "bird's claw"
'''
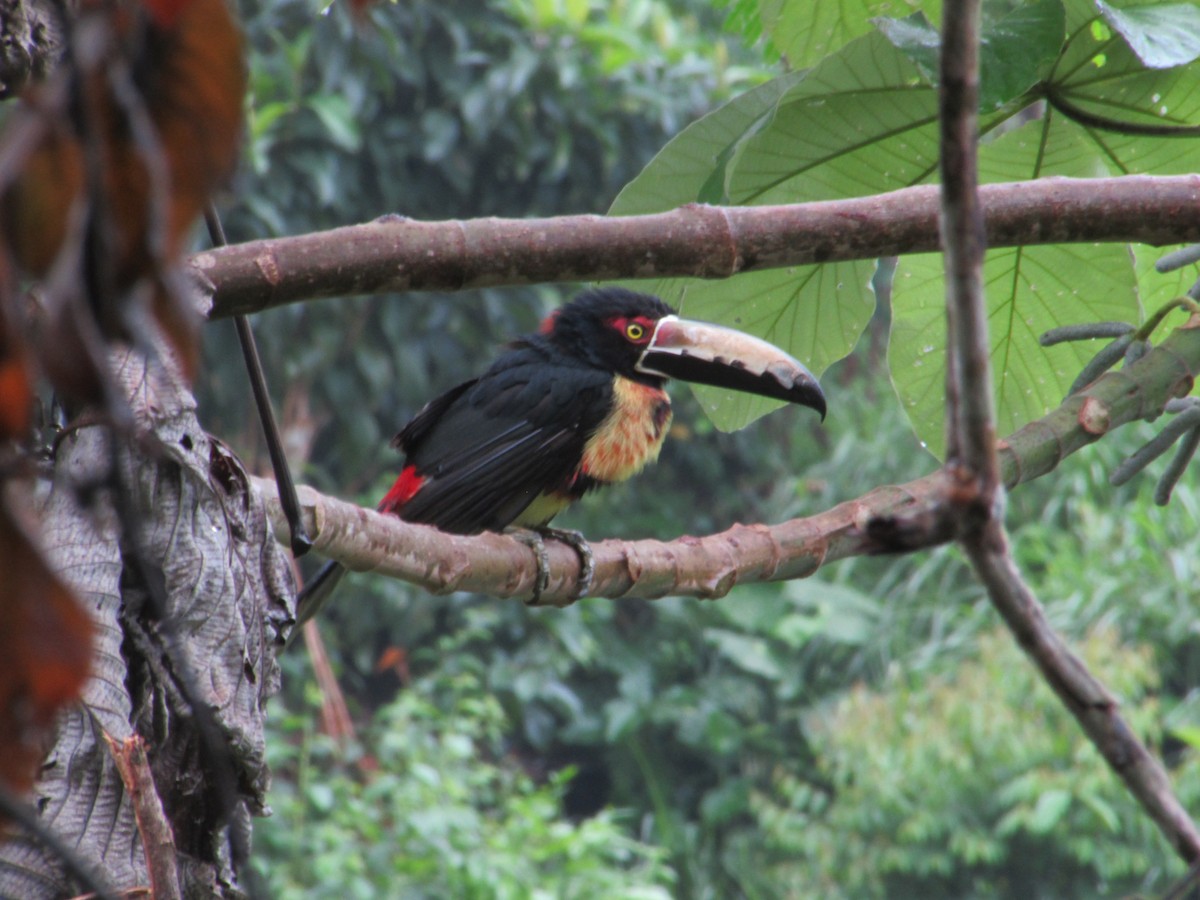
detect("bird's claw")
[515,529,552,603]
[545,527,595,600]
[514,527,594,604]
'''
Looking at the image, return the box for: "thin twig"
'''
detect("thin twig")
[965,546,1200,862]
[1137,298,1200,342]
[302,622,357,743]
[203,204,311,557]
[1161,860,1200,900]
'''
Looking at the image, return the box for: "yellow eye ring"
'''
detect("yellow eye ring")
[625,322,645,341]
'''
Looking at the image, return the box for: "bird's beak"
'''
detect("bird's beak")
[636,316,827,420]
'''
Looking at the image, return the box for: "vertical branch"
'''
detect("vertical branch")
[938,0,1200,865]
[939,0,995,486]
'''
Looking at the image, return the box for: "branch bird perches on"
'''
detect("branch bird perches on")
[256,312,1200,605]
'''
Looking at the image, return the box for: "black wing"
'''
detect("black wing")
[393,349,613,534]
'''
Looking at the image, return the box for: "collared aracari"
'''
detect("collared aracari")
[293,287,826,627]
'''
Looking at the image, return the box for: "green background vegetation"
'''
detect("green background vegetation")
[204,0,1200,895]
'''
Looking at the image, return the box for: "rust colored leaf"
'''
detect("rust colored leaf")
[145,0,246,260]
[0,357,32,439]
[0,0,246,381]
[0,282,33,440]
[0,498,93,797]
[374,645,411,684]
[0,122,84,279]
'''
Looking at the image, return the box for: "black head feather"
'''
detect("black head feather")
[541,288,675,380]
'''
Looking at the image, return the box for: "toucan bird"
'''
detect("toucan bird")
[293,287,826,628]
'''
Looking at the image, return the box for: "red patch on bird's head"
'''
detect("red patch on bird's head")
[607,315,656,346]
[539,310,560,334]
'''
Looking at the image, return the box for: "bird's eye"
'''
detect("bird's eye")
[625,322,645,341]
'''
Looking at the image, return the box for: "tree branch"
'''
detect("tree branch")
[939,0,1200,866]
[193,176,1200,318]
[104,734,180,900]
[964,541,1200,862]
[255,314,1200,605]
[939,0,994,483]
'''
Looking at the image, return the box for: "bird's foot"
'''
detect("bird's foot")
[542,526,595,600]
[513,526,594,605]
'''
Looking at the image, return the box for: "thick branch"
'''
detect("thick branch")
[256,315,1200,605]
[194,176,1200,318]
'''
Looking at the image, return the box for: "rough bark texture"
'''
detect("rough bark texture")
[0,349,293,898]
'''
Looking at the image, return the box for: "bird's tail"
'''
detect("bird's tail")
[291,559,349,638]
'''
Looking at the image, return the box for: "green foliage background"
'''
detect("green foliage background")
[208,0,1200,895]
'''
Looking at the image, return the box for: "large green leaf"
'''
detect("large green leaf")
[1049,0,1200,172]
[610,71,808,213]
[886,0,1198,455]
[889,119,1140,456]
[727,30,944,204]
[611,71,875,430]
[890,243,1138,456]
[1096,0,1200,69]
[874,0,1066,111]
[752,0,938,69]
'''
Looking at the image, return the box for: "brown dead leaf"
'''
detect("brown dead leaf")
[0,497,93,797]
[0,0,246,383]
[0,271,33,440]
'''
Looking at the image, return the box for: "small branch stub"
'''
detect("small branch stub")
[104,733,181,900]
